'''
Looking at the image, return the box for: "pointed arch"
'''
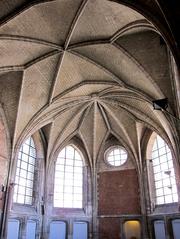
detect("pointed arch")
[54,144,84,208]
[13,137,36,205]
[147,133,178,205]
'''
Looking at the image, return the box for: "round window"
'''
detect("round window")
[105,146,128,166]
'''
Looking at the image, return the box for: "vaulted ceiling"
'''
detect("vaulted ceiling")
[0,0,178,168]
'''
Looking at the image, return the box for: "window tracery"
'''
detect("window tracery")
[105,146,128,167]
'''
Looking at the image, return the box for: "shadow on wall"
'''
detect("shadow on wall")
[0,119,8,213]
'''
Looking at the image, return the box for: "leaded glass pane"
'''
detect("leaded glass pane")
[152,135,178,205]
[13,137,36,205]
[54,145,83,208]
[105,146,128,166]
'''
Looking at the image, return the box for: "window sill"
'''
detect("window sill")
[11,203,38,214]
[52,207,86,215]
[152,202,179,214]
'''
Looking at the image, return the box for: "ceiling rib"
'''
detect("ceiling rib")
[112,42,164,97]
[103,98,138,121]
[0,65,24,73]
[68,50,126,87]
[77,102,93,129]
[48,52,65,104]
[69,40,163,98]
[51,129,78,159]
[53,80,119,101]
[52,102,91,150]
[53,99,92,119]
[13,70,25,147]
[100,101,136,156]
[68,39,110,50]
[110,19,154,42]
[0,0,56,28]
[1,0,173,165]
[21,100,89,141]
[64,0,89,50]
[78,131,93,169]
[69,50,157,100]
[98,103,111,130]
[0,35,63,50]
[68,20,153,50]
[0,50,60,73]
[98,87,120,97]
[102,98,161,130]
[25,50,60,69]
[102,92,148,103]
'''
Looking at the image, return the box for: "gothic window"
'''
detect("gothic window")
[54,145,83,208]
[13,137,36,205]
[151,135,178,205]
[105,146,128,167]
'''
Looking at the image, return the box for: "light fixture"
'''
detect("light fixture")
[152,98,180,122]
[152,98,168,111]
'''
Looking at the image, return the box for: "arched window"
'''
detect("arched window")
[105,146,128,167]
[54,145,83,208]
[13,137,36,205]
[151,135,178,205]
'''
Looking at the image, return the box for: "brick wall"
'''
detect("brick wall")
[98,169,140,215]
[99,217,120,239]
